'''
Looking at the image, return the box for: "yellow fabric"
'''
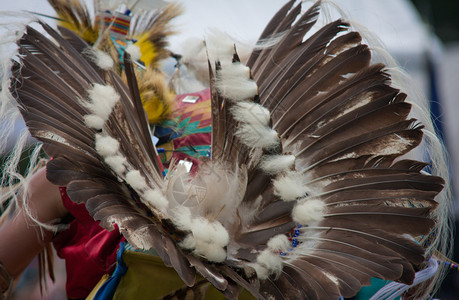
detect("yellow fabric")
[88,250,255,299]
[86,274,110,300]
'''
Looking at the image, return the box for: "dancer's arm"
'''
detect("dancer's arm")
[0,167,67,281]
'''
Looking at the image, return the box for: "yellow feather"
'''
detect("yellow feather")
[134,33,158,68]
[124,68,176,124]
[143,94,170,124]
[57,16,98,44]
[49,0,98,44]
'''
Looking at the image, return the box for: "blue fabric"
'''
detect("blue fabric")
[94,242,128,300]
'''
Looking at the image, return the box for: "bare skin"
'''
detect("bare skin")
[0,167,68,279]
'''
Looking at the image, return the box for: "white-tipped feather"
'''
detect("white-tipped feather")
[125,170,148,190]
[259,154,296,175]
[104,155,127,174]
[231,102,271,126]
[236,123,279,149]
[273,171,308,201]
[125,44,142,62]
[143,189,168,210]
[95,134,120,156]
[267,234,290,252]
[292,199,325,225]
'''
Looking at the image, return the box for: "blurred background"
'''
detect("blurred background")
[1,0,458,299]
[408,1,459,300]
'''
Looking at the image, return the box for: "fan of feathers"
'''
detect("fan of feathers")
[9,0,447,299]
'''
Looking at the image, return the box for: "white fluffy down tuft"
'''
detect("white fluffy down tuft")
[191,218,229,247]
[220,62,251,78]
[236,123,279,149]
[259,154,295,175]
[84,84,120,125]
[143,189,168,210]
[267,234,290,252]
[125,170,147,190]
[93,49,114,70]
[205,29,235,62]
[83,114,105,129]
[83,47,114,70]
[292,199,325,225]
[249,263,269,280]
[230,102,270,126]
[273,171,308,201]
[180,234,196,249]
[170,208,228,262]
[125,44,142,61]
[257,249,283,274]
[171,206,193,231]
[215,65,258,101]
[194,240,227,262]
[95,134,120,156]
[104,155,127,175]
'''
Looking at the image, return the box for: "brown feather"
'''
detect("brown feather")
[186,255,228,291]
[251,2,321,78]
[8,0,448,297]
[298,255,363,298]
[246,0,296,68]
[158,279,210,300]
[260,20,353,109]
[285,262,341,299]
[11,21,200,287]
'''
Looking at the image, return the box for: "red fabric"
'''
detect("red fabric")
[52,187,124,298]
